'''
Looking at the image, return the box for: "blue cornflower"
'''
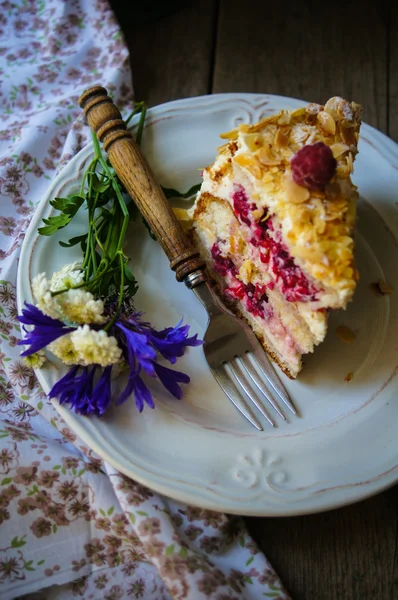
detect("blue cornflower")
[24,301,202,417]
[115,314,202,409]
[149,320,202,364]
[49,365,98,416]
[18,303,74,356]
[90,366,113,416]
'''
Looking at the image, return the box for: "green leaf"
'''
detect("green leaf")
[11,535,26,548]
[91,173,110,193]
[129,513,136,525]
[50,418,57,429]
[38,196,84,236]
[136,511,148,517]
[179,547,188,558]
[107,506,114,516]
[52,524,57,534]
[72,468,76,476]
[25,565,35,572]
[0,433,9,439]
[52,465,61,470]
[244,576,253,584]
[77,468,85,477]
[165,544,175,556]
[37,401,43,410]
[239,535,245,547]
[99,508,106,517]
[37,559,45,566]
[20,395,29,401]
[61,467,66,475]
[1,477,12,485]
[161,183,201,200]
[245,556,254,566]
[59,234,87,248]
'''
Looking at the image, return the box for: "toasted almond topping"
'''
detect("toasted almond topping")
[330,143,350,158]
[274,127,291,148]
[306,103,323,116]
[284,171,310,204]
[220,129,238,140]
[344,372,354,382]
[317,111,336,135]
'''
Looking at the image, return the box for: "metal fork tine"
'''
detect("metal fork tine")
[249,344,297,415]
[212,365,264,431]
[229,360,276,427]
[238,356,286,421]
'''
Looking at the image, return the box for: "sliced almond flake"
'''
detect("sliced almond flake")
[336,325,356,343]
[317,111,336,135]
[219,129,238,140]
[344,372,354,382]
[330,143,350,158]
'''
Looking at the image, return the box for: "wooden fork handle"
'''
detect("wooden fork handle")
[78,86,205,282]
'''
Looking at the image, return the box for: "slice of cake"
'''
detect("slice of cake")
[188,97,362,378]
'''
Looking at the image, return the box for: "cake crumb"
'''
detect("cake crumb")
[371,279,394,295]
[344,372,354,382]
[336,325,356,343]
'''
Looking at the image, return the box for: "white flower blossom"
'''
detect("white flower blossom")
[48,333,81,365]
[32,273,63,320]
[50,262,84,292]
[71,325,122,367]
[58,289,106,325]
[22,349,47,369]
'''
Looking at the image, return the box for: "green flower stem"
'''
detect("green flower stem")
[104,252,125,331]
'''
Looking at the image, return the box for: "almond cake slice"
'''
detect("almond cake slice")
[186,97,362,378]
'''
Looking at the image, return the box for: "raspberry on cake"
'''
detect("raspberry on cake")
[185,97,362,379]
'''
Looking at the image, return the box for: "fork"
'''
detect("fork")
[79,86,297,430]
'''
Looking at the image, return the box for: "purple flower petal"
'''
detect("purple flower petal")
[90,366,112,416]
[134,376,155,411]
[150,321,203,364]
[18,302,64,327]
[17,302,74,356]
[117,323,156,375]
[116,373,136,406]
[153,362,190,399]
[49,366,101,416]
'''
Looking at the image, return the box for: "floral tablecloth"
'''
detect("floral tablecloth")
[0,1,291,598]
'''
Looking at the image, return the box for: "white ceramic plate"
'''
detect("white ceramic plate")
[17,94,398,516]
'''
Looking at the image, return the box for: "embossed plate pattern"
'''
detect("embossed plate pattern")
[17,94,398,516]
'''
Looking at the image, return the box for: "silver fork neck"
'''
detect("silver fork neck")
[184,269,225,316]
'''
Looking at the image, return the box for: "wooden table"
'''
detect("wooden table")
[110,1,398,598]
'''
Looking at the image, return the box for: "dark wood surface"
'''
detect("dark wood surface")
[110,1,398,598]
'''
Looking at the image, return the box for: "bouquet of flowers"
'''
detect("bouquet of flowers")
[18,103,202,417]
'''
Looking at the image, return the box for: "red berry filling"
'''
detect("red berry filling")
[251,219,317,302]
[211,243,238,277]
[211,243,270,319]
[232,184,256,226]
[226,281,270,318]
[291,142,336,190]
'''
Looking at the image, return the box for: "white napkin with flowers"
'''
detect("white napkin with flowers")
[0,1,291,598]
